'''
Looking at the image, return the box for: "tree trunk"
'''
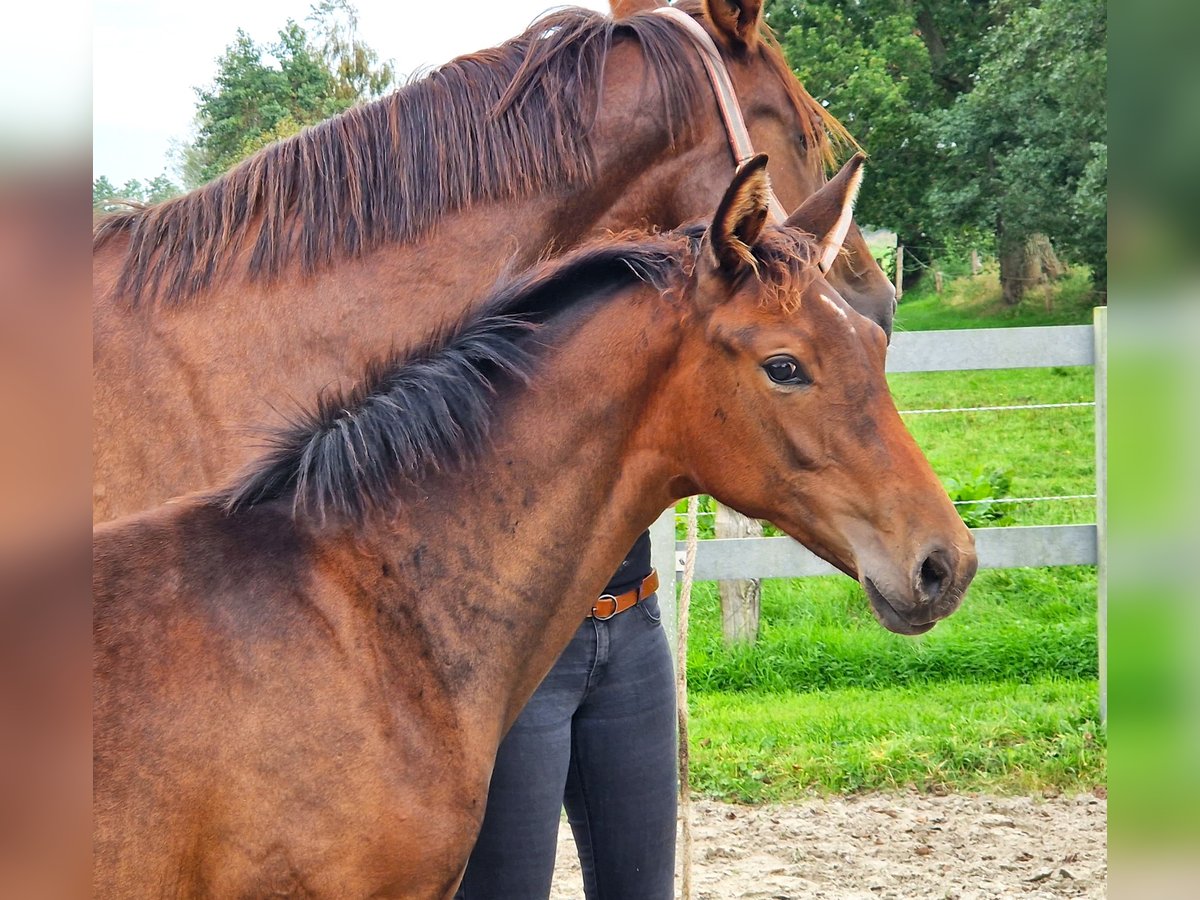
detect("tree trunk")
[1025,233,1066,283]
[715,503,762,646]
[998,240,1027,306]
[996,208,1027,307]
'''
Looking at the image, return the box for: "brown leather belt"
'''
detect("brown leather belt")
[589,570,659,620]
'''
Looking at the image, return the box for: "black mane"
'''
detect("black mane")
[219,238,684,521]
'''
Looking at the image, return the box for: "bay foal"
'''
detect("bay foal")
[94,158,974,898]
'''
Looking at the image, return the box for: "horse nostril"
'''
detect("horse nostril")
[918,549,953,603]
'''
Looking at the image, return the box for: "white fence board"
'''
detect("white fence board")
[1093,308,1108,721]
[677,525,1098,582]
[887,325,1094,373]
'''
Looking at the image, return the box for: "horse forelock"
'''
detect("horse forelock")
[92,7,711,308]
[712,226,818,315]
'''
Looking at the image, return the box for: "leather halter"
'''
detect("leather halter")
[652,5,789,223]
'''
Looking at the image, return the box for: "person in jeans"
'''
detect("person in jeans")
[455,530,676,900]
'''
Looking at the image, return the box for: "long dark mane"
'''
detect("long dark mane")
[219,219,819,523]
[219,236,685,521]
[93,4,844,306]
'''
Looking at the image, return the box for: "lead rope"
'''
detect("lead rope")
[656,10,774,899]
[652,8,787,897]
[676,494,700,900]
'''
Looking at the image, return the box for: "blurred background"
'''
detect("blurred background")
[1107,2,1200,896]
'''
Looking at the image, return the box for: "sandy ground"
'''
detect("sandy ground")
[551,791,1107,899]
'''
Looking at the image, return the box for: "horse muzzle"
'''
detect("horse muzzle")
[861,539,978,636]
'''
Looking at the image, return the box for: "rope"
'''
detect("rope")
[676,494,700,900]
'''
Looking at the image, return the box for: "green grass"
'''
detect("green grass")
[891,367,1096,527]
[686,569,1097,695]
[689,679,1105,801]
[894,267,1099,332]
[676,275,1105,800]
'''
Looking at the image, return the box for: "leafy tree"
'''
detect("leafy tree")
[143,174,183,204]
[765,1,995,253]
[930,0,1107,296]
[1068,143,1107,289]
[307,0,396,103]
[182,1,395,187]
[188,24,339,183]
[92,175,116,210]
[768,0,1106,298]
[93,173,181,212]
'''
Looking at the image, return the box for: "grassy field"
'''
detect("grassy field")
[682,270,1106,801]
[894,266,1099,332]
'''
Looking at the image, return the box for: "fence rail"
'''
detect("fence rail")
[648,311,1108,719]
[885,323,1094,372]
[676,524,1097,582]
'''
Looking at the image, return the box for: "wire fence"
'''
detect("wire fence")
[673,395,1096,523]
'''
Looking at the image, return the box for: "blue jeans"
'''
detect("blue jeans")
[455,593,677,900]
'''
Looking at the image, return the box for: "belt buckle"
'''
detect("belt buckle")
[591,593,619,620]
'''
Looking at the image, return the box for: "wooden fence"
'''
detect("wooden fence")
[648,308,1108,719]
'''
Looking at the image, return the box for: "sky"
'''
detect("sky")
[93,0,609,184]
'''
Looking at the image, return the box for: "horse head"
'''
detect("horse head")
[609,0,897,336]
[665,154,976,634]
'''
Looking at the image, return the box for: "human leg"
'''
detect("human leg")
[454,622,597,900]
[563,594,677,900]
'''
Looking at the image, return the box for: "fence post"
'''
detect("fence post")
[895,243,904,300]
[1093,307,1107,724]
[715,504,762,646]
[650,506,680,666]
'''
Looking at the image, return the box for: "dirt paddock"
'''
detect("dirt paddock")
[551,792,1107,899]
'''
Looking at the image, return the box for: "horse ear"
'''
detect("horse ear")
[610,0,663,17]
[784,153,867,274]
[702,0,763,50]
[706,153,771,276]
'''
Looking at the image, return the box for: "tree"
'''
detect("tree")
[306,0,396,103]
[768,1,1106,298]
[92,175,116,211]
[181,2,395,187]
[93,173,182,212]
[765,1,997,256]
[929,0,1107,297]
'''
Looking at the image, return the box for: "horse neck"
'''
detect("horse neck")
[91,39,725,522]
[343,283,685,738]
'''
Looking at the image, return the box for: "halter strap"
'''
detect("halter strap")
[652,5,788,223]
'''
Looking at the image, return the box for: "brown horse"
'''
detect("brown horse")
[93,156,975,898]
[91,0,895,522]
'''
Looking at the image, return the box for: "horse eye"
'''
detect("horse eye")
[762,355,810,386]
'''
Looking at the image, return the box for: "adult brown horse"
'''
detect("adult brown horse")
[94,156,975,898]
[91,0,895,522]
